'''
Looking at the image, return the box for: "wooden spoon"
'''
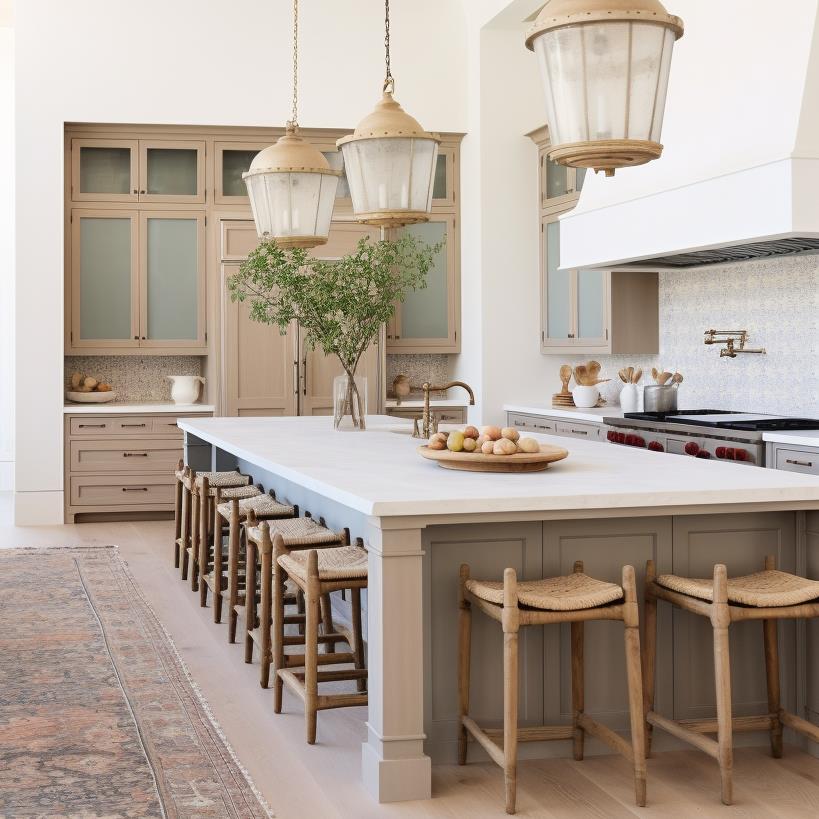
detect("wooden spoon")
[574,364,590,386]
[671,372,683,385]
[625,366,634,383]
[658,371,673,385]
[588,360,602,380]
[559,364,572,394]
[632,367,643,384]
[618,368,628,383]
[651,367,660,382]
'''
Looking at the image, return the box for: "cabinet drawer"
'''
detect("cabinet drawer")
[775,447,819,476]
[556,421,602,440]
[70,474,176,507]
[69,416,154,435]
[506,413,557,433]
[69,438,182,473]
[151,416,186,436]
[435,408,466,424]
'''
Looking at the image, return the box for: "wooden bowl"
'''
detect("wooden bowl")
[418,443,569,473]
[66,390,117,404]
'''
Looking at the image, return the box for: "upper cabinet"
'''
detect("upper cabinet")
[71,138,205,204]
[214,141,270,205]
[530,126,658,356]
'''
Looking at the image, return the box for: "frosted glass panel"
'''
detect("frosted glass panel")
[146,148,197,195]
[545,156,569,199]
[80,147,131,194]
[546,220,571,339]
[577,269,605,339]
[222,150,258,197]
[80,218,132,339]
[575,167,587,192]
[146,218,198,340]
[432,153,447,200]
[321,151,350,198]
[399,221,447,340]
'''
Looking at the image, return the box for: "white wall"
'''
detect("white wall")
[14,0,467,523]
[0,23,13,491]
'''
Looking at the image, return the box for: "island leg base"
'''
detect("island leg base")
[362,736,431,803]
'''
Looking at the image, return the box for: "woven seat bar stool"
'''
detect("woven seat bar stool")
[459,562,647,815]
[643,556,819,805]
[243,512,347,688]
[198,481,265,610]
[185,469,251,592]
[269,525,368,744]
[172,460,189,570]
[211,489,298,631]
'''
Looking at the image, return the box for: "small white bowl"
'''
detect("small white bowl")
[571,385,599,408]
[66,390,117,404]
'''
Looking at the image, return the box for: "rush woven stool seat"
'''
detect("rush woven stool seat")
[214,490,298,634]
[459,562,646,815]
[243,513,347,688]
[268,525,368,744]
[644,556,819,805]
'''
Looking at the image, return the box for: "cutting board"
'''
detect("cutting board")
[418,443,569,473]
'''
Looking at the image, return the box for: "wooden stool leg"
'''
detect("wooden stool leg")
[213,499,224,622]
[305,551,320,744]
[173,460,183,568]
[297,589,306,635]
[180,482,190,578]
[273,534,286,713]
[188,486,199,587]
[457,564,472,766]
[762,555,784,758]
[259,525,273,689]
[199,482,211,607]
[320,593,336,654]
[622,565,647,808]
[712,564,734,806]
[228,502,241,642]
[502,568,519,816]
[570,560,585,762]
[351,587,366,693]
[642,559,658,756]
[245,538,258,664]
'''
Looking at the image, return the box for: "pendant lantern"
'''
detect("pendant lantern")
[525,0,684,177]
[244,0,340,248]
[337,0,439,227]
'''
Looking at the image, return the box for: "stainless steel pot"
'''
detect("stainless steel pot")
[643,384,678,413]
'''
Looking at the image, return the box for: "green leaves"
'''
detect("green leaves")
[228,232,443,372]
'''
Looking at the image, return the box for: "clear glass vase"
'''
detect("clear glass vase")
[333,373,368,430]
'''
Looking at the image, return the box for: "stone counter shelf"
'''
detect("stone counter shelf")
[179,414,819,805]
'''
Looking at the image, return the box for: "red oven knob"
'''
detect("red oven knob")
[607,430,616,442]
[715,446,726,459]
[725,447,736,460]
[648,440,664,452]
[684,441,700,456]
[734,449,748,461]
[625,434,635,446]
[616,432,626,444]
[696,450,711,459]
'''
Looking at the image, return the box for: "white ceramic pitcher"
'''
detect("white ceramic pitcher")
[167,375,205,405]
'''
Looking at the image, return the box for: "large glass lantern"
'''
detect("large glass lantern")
[525,0,684,176]
[337,92,439,227]
[244,126,340,248]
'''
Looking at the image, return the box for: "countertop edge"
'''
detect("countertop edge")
[503,404,623,424]
[64,403,216,414]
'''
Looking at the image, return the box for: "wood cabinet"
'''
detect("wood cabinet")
[64,411,212,522]
[506,410,605,441]
[387,214,459,353]
[69,209,206,350]
[220,219,382,417]
[214,140,270,205]
[530,126,658,356]
[71,138,205,203]
[766,441,819,475]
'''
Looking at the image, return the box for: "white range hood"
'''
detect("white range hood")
[559,0,819,270]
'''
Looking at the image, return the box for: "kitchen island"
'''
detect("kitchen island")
[179,415,819,804]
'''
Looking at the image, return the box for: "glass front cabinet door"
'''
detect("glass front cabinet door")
[541,212,609,351]
[138,141,205,204]
[214,141,270,204]
[139,212,206,347]
[71,211,139,347]
[387,214,459,353]
[71,140,139,202]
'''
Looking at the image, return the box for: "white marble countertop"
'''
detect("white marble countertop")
[763,430,819,448]
[178,415,819,519]
[64,402,215,414]
[504,403,624,424]
[385,399,468,409]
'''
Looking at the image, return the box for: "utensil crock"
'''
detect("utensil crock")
[167,375,205,405]
[571,385,599,408]
[643,384,678,413]
[619,383,641,413]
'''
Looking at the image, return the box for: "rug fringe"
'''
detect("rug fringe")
[114,552,276,819]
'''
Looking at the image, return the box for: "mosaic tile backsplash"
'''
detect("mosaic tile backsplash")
[64,356,205,402]
[556,255,819,416]
[386,354,450,398]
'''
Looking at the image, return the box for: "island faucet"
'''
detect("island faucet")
[416,381,476,439]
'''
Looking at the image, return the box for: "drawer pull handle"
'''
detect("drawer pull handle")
[122,487,149,492]
[122,423,147,428]
[123,452,149,457]
[79,423,106,428]
[785,458,813,467]
[571,429,588,435]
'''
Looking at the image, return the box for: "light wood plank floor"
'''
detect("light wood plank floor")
[2,511,818,818]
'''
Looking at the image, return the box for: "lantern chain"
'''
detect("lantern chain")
[290,0,299,127]
[383,0,394,94]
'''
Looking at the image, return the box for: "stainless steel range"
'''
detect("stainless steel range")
[603,411,819,467]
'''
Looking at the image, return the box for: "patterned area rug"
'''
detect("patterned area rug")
[0,546,272,818]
